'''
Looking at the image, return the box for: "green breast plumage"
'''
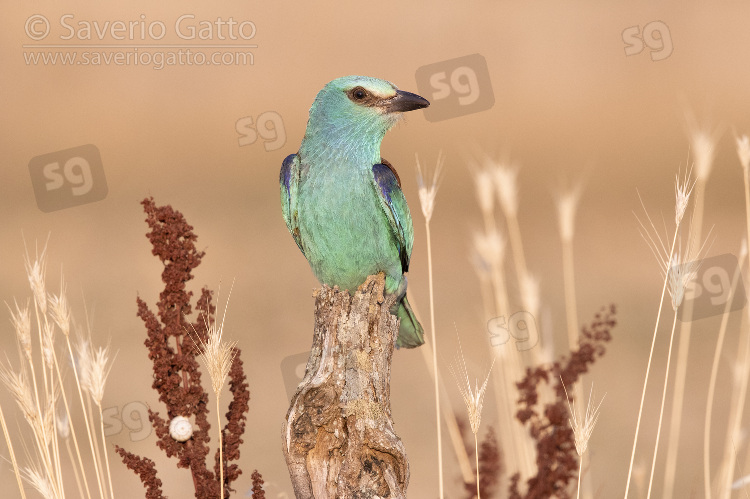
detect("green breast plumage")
[297,157,403,294]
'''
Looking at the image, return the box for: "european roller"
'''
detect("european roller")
[280,75,429,348]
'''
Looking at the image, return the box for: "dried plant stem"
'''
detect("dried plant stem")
[718,150,750,498]
[89,379,108,497]
[192,283,237,499]
[475,433,480,499]
[743,145,750,295]
[480,234,522,485]
[217,396,224,499]
[562,225,590,499]
[418,343,474,483]
[479,224,529,486]
[674,177,707,499]
[728,147,750,494]
[478,197,509,319]
[31,303,56,488]
[65,335,91,499]
[64,437,84,499]
[444,407,474,484]
[26,357,43,440]
[624,226,679,498]
[475,163,531,487]
[70,341,106,499]
[497,176,540,483]
[729,326,750,496]
[662,324,690,499]
[562,237,580,352]
[705,254,744,497]
[506,212,528,293]
[662,179,710,498]
[424,218,444,499]
[52,347,92,499]
[96,403,115,499]
[487,242,531,485]
[647,312,679,498]
[0,403,27,499]
[49,363,64,499]
[416,154,443,499]
[476,274,494,331]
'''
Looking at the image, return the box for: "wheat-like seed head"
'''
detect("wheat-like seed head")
[0,365,37,425]
[736,134,750,173]
[56,410,69,440]
[48,276,71,338]
[520,273,540,319]
[490,160,519,218]
[198,331,237,395]
[7,298,32,360]
[196,320,237,396]
[636,166,712,304]
[685,117,719,182]
[555,186,582,243]
[415,152,443,223]
[674,167,696,226]
[667,248,700,311]
[42,395,56,447]
[0,364,57,458]
[21,462,57,499]
[449,333,495,435]
[74,336,93,396]
[89,344,114,406]
[23,241,49,317]
[638,204,711,313]
[192,282,238,396]
[42,321,55,370]
[563,381,605,456]
[472,228,506,269]
[472,166,495,216]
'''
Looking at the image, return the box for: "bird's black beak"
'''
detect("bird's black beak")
[382,90,430,113]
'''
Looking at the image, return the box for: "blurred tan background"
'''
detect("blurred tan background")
[3,1,750,497]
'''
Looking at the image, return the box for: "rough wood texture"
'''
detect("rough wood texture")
[282,273,409,498]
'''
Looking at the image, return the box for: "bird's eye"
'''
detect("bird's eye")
[351,87,367,101]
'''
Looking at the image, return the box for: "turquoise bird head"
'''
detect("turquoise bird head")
[300,76,429,162]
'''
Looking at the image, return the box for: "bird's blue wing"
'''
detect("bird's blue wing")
[371,159,414,272]
[280,153,305,254]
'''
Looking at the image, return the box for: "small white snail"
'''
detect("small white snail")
[169,416,193,442]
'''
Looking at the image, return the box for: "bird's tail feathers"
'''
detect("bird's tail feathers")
[394,296,424,349]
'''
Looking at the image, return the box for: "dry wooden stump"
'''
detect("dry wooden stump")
[282,273,409,498]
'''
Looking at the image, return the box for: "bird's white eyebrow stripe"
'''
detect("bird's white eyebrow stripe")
[347,85,397,100]
[345,86,395,107]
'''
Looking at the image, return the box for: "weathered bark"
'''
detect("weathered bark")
[282,273,409,498]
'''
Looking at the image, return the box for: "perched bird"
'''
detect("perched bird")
[280,75,429,348]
